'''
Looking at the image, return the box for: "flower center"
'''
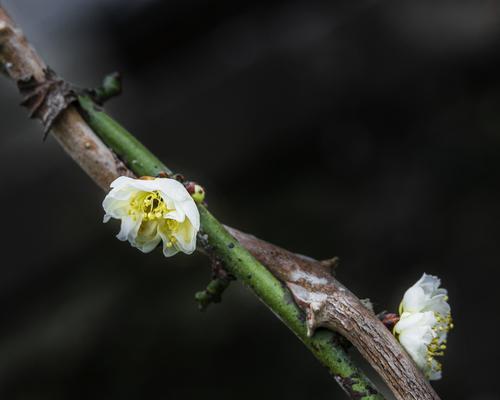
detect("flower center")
[128,191,180,248]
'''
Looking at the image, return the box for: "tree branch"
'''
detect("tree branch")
[78,92,384,399]
[0,6,440,400]
[228,228,440,400]
[0,9,133,189]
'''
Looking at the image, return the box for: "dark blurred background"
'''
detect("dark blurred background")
[0,0,498,399]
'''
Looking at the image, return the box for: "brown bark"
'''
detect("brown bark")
[0,9,133,190]
[228,228,440,400]
[0,7,440,400]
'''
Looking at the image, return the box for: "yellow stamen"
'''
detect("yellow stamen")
[426,312,453,370]
[128,190,182,249]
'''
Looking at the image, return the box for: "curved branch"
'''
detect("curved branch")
[0,7,440,400]
[228,228,440,400]
[0,8,381,399]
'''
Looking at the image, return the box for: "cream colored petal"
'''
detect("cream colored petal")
[162,243,180,257]
[397,313,435,365]
[109,176,136,189]
[157,178,191,202]
[133,221,161,253]
[398,338,425,368]
[105,187,136,201]
[110,176,163,193]
[133,234,162,253]
[173,219,197,254]
[401,273,450,315]
[399,326,432,369]
[426,294,451,316]
[158,180,200,229]
[117,216,141,242]
[418,273,441,296]
[401,286,427,313]
[106,177,141,201]
[157,228,181,257]
[102,198,130,220]
[163,210,185,222]
[178,197,200,231]
[394,311,436,334]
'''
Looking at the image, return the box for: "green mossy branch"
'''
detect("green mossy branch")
[78,95,170,178]
[76,93,383,400]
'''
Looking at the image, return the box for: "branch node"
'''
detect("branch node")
[195,259,234,311]
[18,68,76,139]
[195,276,231,311]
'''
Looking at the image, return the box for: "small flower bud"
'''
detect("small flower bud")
[185,181,206,203]
[192,185,205,203]
[380,312,400,331]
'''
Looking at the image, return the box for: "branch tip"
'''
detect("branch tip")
[195,276,233,311]
[320,256,339,275]
[90,72,122,104]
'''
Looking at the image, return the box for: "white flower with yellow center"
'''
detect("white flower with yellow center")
[102,176,200,257]
[394,273,453,380]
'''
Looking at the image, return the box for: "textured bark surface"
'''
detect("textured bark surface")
[0,7,440,400]
[227,228,441,400]
[0,9,133,190]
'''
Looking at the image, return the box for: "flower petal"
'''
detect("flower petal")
[395,311,436,334]
[133,221,162,253]
[179,197,200,231]
[173,219,197,254]
[418,274,441,296]
[117,216,141,242]
[157,179,191,200]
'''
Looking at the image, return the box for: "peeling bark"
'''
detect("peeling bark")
[228,228,440,400]
[18,68,76,137]
[0,9,133,190]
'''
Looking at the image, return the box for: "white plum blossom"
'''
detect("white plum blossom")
[103,176,200,257]
[394,274,453,380]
